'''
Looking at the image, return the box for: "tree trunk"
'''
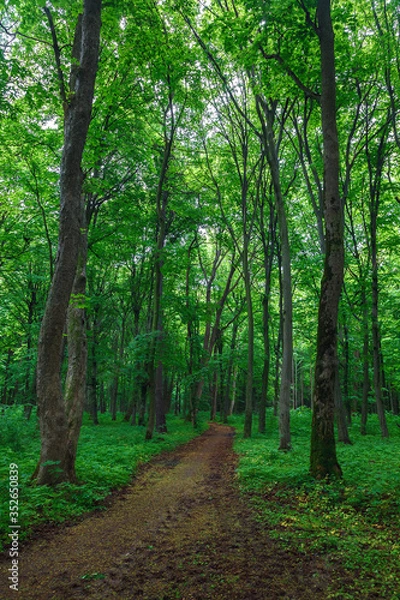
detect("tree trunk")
[342,324,351,424]
[192,247,237,412]
[255,96,293,449]
[223,320,239,423]
[370,212,389,438]
[155,360,167,433]
[366,107,389,438]
[335,367,352,445]
[360,286,369,435]
[243,229,254,438]
[34,0,102,486]
[64,231,88,481]
[146,227,165,439]
[259,199,275,434]
[87,304,100,425]
[1,349,13,406]
[310,0,343,479]
[146,128,173,440]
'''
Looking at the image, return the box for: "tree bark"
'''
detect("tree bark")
[335,366,352,445]
[259,196,275,434]
[360,285,369,435]
[34,0,102,485]
[146,147,172,439]
[366,109,390,438]
[64,230,88,481]
[243,219,254,438]
[223,319,239,423]
[310,0,343,479]
[370,194,389,438]
[255,96,293,450]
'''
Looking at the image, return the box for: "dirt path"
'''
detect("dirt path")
[0,424,339,599]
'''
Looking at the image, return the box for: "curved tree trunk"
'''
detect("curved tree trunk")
[34,0,102,486]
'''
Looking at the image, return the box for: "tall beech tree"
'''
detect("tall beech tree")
[34,0,102,485]
[254,95,294,450]
[310,0,343,479]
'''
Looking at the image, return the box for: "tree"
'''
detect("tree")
[310,0,343,479]
[34,0,102,485]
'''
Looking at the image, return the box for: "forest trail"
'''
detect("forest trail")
[0,424,339,599]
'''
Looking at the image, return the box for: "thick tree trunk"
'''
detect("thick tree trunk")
[64,231,88,481]
[34,0,101,486]
[310,0,343,479]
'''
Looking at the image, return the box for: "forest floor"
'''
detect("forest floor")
[0,424,357,600]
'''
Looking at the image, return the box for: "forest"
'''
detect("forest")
[0,0,400,598]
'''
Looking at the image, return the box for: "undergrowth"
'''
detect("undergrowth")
[232,408,400,600]
[0,407,207,552]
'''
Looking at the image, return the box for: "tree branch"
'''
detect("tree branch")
[43,6,68,107]
[259,47,320,102]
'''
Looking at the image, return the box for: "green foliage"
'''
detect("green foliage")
[0,405,37,452]
[0,409,208,552]
[233,409,400,599]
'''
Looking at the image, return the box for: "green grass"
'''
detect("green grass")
[0,407,208,552]
[231,408,400,599]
